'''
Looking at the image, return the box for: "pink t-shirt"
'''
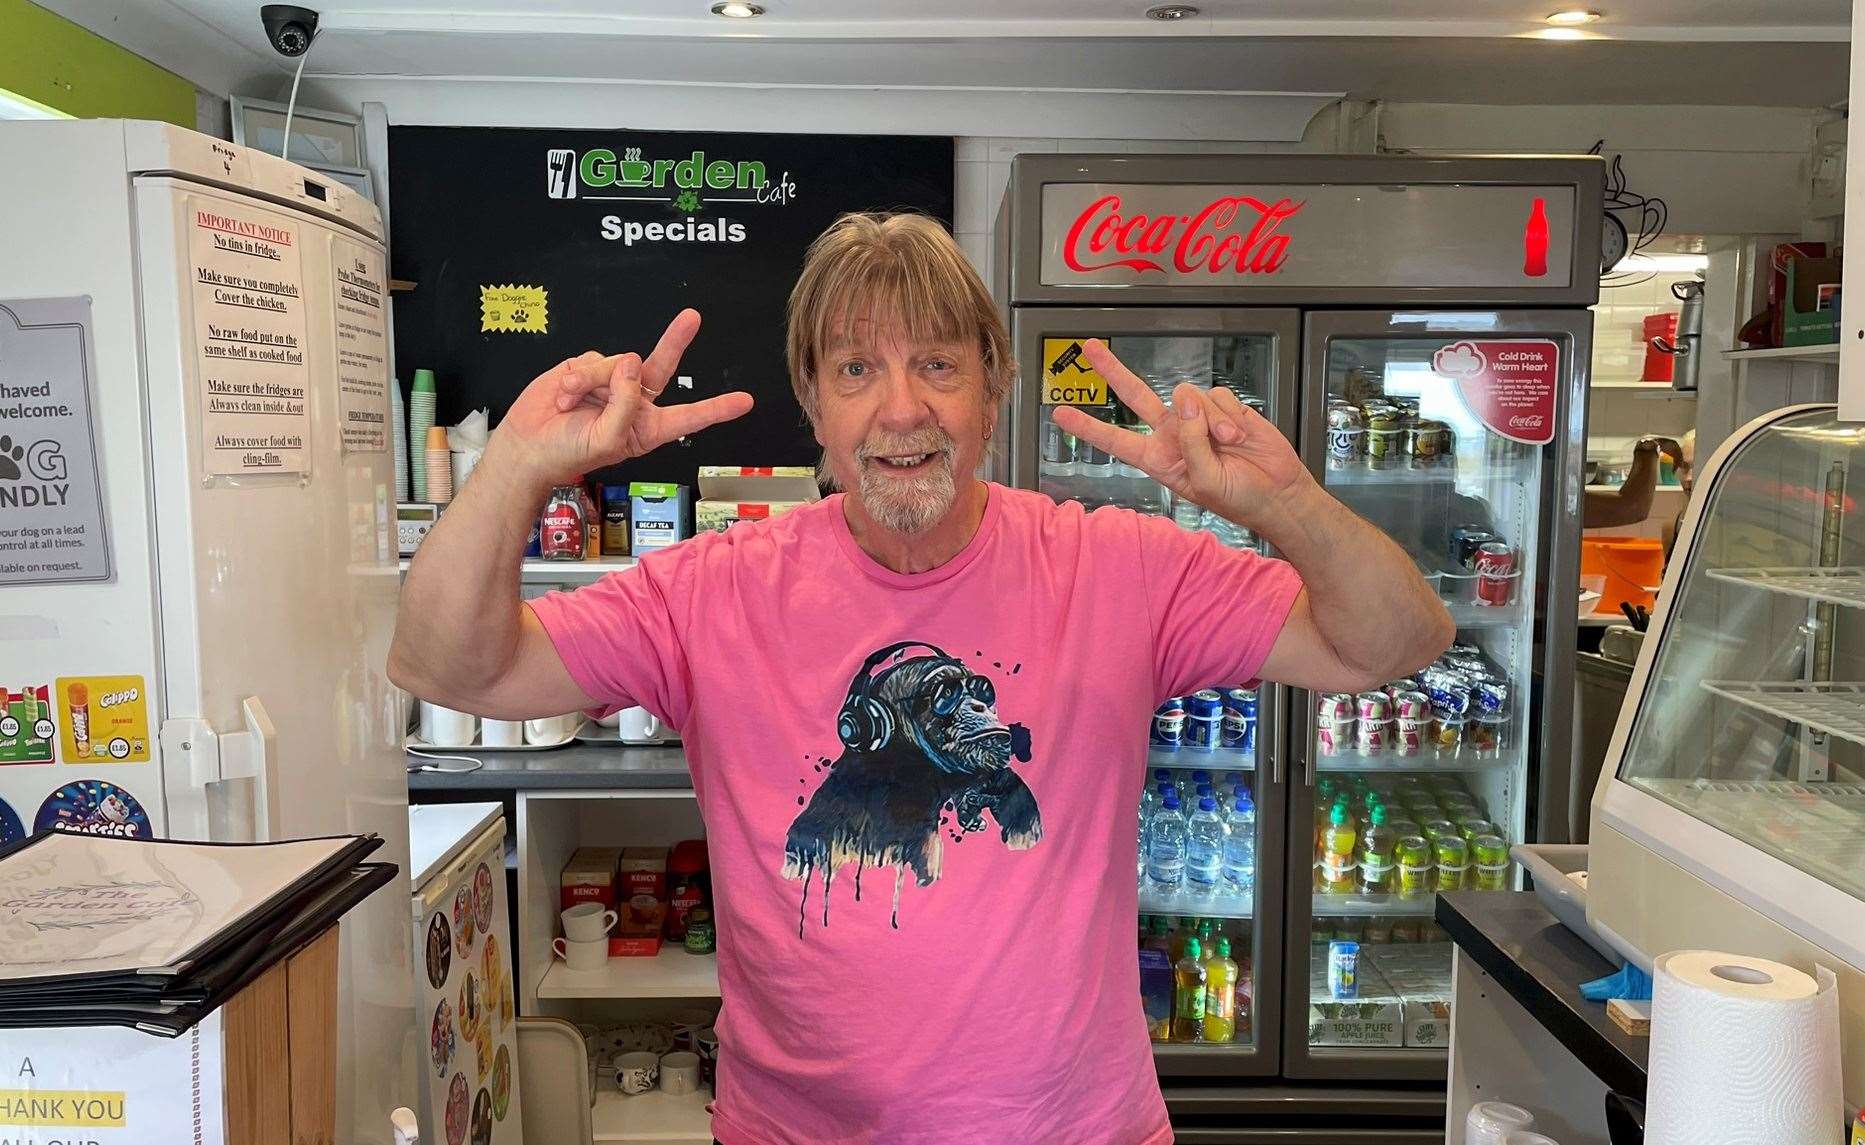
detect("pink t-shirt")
[529,484,1302,1145]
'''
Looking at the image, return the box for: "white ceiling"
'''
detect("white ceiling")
[35,0,1853,107]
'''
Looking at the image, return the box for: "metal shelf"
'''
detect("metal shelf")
[1147,745,1256,773]
[1698,680,1865,749]
[1141,886,1254,919]
[399,554,637,584]
[1310,891,1437,917]
[1327,460,1535,488]
[1315,747,1517,774]
[1724,345,1839,363]
[1443,597,1528,629]
[1706,566,1865,610]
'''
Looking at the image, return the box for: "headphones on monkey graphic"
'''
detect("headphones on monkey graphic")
[836,641,998,753]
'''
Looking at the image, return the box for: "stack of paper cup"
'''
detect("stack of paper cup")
[389,377,409,501]
[1503,1133,1561,1145]
[409,368,436,501]
[425,426,453,504]
[1466,1102,1534,1145]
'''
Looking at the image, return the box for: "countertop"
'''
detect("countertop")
[1435,890,1648,1099]
[406,742,692,790]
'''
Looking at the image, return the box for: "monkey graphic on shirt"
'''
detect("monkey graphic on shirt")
[782,642,1041,934]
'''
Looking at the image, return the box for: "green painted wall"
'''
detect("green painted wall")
[0,0,196,126]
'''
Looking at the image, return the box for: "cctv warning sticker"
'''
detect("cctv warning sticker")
[56,676,149,764]
[1435,339,1560,446]
[1041,339,1108,406]
[480,285,548,334]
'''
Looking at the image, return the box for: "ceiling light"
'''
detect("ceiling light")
[711,2,764,17]
[1145,5,1200,20]
[1546,9,1600,24]
[1532,26,1589,39]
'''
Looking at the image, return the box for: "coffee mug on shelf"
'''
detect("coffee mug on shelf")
[524,713,577,745]
[617,706,668,744]
[552,936,608,973]
[419,702,477,748]
[561,902,619,943]
[694,1026,719,1089]
[614,1051,659,1096]
[481,718,524,748]
[659,1051,700,1096]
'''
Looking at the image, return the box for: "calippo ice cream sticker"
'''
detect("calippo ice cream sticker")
[1433,339,1560,447]
[35,779,153,837]
[56,676,151,763]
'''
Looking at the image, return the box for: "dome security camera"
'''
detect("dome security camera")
[260,5,319,57]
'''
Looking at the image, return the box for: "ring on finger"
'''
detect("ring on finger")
[638,382,665,398]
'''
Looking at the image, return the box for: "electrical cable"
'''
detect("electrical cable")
[404,748,485,775]
[277,30,317,162]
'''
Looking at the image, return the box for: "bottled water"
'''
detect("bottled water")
[1145,794,1188,892]
[1185,796,1225,897]
[1222,792,1257,899]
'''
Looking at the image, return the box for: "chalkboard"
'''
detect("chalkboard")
[387,125,955,490]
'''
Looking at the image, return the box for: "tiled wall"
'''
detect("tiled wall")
[1591,270,1700,386]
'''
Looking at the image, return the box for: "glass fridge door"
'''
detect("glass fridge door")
[1283,309,1588,1081]
[1009,306,1300,1076]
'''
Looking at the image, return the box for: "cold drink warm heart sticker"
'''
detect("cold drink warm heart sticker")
[1433,340,1560,446]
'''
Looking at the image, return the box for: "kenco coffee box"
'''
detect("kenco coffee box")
[561,846,622,913]
[695,466,820,534]
[615,846,669,956]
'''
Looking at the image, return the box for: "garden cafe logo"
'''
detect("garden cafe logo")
[546,144,799,247]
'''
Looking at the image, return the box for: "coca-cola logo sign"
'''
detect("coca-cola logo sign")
[1507,414,1547,430]
[1062,194,1305,276]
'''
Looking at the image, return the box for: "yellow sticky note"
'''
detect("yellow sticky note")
[480,284,549,334]
[1041,338,1108,405]
[55,676,150,764]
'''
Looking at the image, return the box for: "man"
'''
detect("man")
[391,213,1452,1144]
[1584,435,1688,530]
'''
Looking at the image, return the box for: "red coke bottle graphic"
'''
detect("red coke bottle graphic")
[1523,196,1549,278]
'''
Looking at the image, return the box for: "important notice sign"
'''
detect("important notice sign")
[187,201,310,475]
[1436,339,1561,446]
[0,298,111,586]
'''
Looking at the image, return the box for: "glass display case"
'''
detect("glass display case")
[1594,405,1865,969]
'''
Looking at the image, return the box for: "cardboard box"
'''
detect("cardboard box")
[629,483,691,553]
[695,466,820,534]
[560,846,622,913]
[1401,995,1451,1048]
[614,846,668,956]
[1784,252,1842,347]
[1307,960,1403,1047]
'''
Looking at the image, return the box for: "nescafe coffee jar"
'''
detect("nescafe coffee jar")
[666,839,709,942]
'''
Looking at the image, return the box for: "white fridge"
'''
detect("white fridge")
[0,120,417,1142]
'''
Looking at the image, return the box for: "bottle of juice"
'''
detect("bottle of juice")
[1169,916,1197,964]
[1143,915,1174,956]
[1395,834,1433,897]
[1321,804,1358,895]
[1358,803,1396,893]
[1172,937,1207,1042]
[1202,936,1238,1044]
[1197,918,1216,952]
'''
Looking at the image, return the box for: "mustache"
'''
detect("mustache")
[855,429,955,462]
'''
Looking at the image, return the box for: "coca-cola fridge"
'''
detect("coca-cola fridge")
[993,154,1602,1121]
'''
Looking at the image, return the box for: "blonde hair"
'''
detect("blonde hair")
[786,212,1014,424]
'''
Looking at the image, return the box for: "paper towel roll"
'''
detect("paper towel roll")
[1466,1101,1533,1145]
[1646,950,1842,1145]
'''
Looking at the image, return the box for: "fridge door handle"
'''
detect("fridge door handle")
[218,696,281,841]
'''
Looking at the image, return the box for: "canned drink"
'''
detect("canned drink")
[1354,691,1391,756]
[1472,834,1511,891]
[1040,415,1077,476]
[1328,940,1360,1000]
[1364,406,1406,470]
[1316,693,1355,756]
[1152,699,1188,747]
[1221,688,1257,753]
[1187,690,1225,751]
[1434,835,1469,891]
[1394,714,1429,756]
[1448,526,1497,570]
[1474,542,1517,606]
[1325,404,1365,470]
[1409,419,1454,468]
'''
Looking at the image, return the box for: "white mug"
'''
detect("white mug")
[658,1051,700,1096]
[481,719,524,748]
[525,713,577,745]
[419,702,477,748]
[552,936,608,972]
[617,706,666,744]
[614,1051,658,1096]
[561,902,619,942]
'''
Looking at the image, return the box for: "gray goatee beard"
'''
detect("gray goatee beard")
[856,430,957,535]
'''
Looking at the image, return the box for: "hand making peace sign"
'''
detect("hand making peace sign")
[1052,340,1317,532]
[490,309,755,489]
